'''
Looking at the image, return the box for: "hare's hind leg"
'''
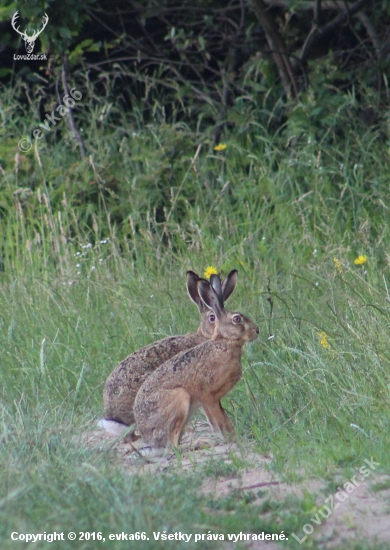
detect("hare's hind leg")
[202,400,235,437]
[137,388,191,451]
[163,387,191,448]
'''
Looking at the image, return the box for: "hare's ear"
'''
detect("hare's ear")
[221,270,238,302]
[186,271,207,313]
[210,274,223,301]
[198,279,224,317]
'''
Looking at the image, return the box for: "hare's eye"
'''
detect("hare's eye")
[209,313,216,323]
[233,314,242,323]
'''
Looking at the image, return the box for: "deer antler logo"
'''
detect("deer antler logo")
[11,11,49,54]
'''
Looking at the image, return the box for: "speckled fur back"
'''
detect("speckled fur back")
[103,332,206,425]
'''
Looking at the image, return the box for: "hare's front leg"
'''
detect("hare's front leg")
[202,400,235,437]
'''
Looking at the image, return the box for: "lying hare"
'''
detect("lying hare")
[133,277,259,454]
[99,270,238,437]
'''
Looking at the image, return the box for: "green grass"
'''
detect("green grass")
[1,81,390,549]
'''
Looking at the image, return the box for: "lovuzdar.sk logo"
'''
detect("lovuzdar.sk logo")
[11,11,49,60]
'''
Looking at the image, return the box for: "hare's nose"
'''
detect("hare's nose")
[255,327,259,334]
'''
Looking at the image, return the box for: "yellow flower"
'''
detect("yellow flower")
[318,331,331,349]
[333,258,343,274]
[213,143,227,152]
[204,266,218,279]
[354,255,367,265]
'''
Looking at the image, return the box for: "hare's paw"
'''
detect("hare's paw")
[137,445,169,459]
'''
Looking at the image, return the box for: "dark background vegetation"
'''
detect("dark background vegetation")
[1,0,390,241]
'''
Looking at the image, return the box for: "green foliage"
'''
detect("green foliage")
[286,57,355,141]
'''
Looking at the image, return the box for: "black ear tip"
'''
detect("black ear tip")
[210,274,222,288]
[187,270,199,279]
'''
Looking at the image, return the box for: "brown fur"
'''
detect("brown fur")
[103,333,206,425]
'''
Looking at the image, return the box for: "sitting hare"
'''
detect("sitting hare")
[99,270,238,437]
[133,276,259,454]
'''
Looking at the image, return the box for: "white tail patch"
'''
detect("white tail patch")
[97,418,128,436]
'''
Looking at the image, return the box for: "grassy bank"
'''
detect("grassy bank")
[1,85,390,548]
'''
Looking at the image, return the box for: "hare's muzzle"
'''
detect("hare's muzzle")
[246,324,259,342]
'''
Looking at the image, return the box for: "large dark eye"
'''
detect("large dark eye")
[233,314,242,323]
[209,313,216,322]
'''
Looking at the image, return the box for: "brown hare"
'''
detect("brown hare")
[133,277,259,455]
[98,270,238,437]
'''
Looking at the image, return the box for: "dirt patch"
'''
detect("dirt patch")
[82,422,390,548]
[202,468,390,548]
